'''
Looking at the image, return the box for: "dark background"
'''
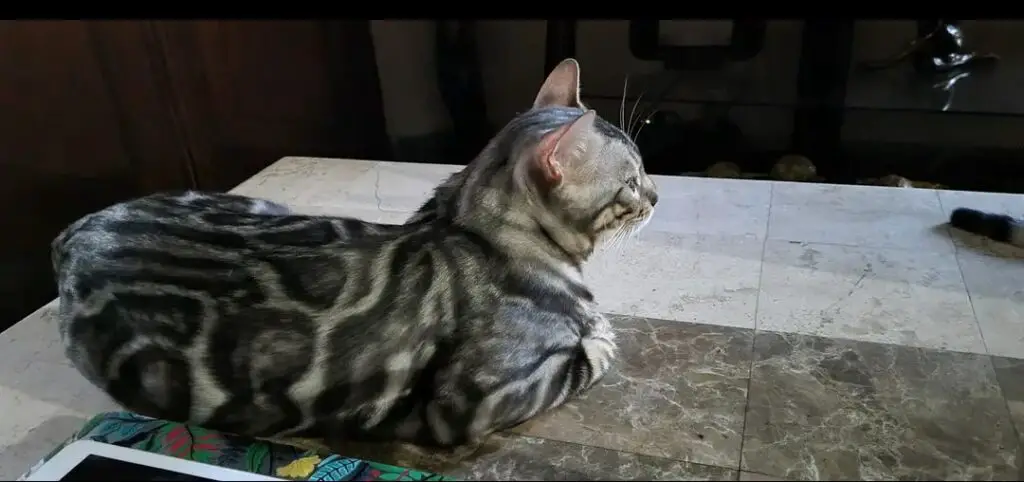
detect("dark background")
[2,19,1022,329]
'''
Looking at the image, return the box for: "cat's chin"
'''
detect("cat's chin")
[622,215,652,239]
[633,214,652,234]
[592,219,649,253]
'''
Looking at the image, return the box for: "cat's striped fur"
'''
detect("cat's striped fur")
[52,59,658,447]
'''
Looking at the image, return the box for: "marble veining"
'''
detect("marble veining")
[992,356,1024,481]
[586,232,764,329]
[757,239,984,353]
[742,331,1018,480]
[768,181,953,253]
[510,315,752,468]
[644,175,772,238]
[954,248,1024,359]
[400,434,738,481]
[739,472,791,481]
[328,317,1024,481]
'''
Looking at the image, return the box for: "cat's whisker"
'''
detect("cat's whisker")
[595,227,625,254]
[603,231,619,251]
[616,231,630,252]
[619,75,630,130]
[629,71,686,140]
[606,226,631,253]
[632,109,659,141]
[626,90,646,138]
[620,225,636,244]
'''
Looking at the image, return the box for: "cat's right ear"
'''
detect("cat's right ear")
[532,58,583,110]
[531,110,598,187]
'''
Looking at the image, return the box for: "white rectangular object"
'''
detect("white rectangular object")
[20,439,283,481]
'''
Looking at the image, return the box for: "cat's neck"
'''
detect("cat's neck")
[452,184,588,284]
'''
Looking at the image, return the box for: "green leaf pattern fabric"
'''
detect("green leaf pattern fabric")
[19,411,453,482]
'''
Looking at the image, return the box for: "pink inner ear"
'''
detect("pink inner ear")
[536,128,569,185]
[535,124,570,185]
[533,111,597,186]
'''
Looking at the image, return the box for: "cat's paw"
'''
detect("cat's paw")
[587,312,616,343]
[581,334,617,371]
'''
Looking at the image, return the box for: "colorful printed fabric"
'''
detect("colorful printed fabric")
[23,411,452,481]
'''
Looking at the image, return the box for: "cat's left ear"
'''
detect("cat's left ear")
[533,58,584,109]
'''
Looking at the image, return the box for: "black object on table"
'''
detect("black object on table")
[60,455,213,481]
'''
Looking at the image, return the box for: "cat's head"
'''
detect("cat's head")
[488,59,658,261]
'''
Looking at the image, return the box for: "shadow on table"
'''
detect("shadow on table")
[940,222,1024,260]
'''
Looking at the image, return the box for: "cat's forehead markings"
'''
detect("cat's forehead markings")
[592,117,642,165]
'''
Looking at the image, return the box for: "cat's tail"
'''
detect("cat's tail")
[50,225,75,277]
[949,207,1024,247]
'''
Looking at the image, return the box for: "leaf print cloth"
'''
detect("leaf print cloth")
[20,411,453,481]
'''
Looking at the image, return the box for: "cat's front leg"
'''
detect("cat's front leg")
[577,311,618,394]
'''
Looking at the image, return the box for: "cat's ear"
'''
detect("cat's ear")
[533,110,598,186]
[533,58,583,109]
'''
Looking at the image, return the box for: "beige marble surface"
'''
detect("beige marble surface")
[3,156,1024,480]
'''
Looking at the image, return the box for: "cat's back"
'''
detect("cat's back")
[54,192,239,274]
[51,191,421,425]
[54,191,391,275]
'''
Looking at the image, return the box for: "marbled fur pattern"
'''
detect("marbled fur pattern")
[52,59,658,448]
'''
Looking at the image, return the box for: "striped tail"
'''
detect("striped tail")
[949,207,1024,248]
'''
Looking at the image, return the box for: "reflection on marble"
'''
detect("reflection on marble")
[757,240,983,353]
[645,175,772,238]
[231,157,461,214]
[230,157,377,207]
[512,315,752,468]
[742,331,1018,480]
[586,232,764,329]
[340,160,460,213]
[955,249,1024,358]
[768,181,952,253]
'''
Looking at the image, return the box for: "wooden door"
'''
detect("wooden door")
[0,21,191,325]
[153,20,391,191]
[0,20,390,327]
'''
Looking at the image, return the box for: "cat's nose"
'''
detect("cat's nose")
[648,191,659,206]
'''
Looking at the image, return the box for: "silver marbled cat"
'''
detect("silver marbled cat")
[51,59,659,447]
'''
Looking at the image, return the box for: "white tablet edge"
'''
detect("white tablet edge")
[20,439,284,481]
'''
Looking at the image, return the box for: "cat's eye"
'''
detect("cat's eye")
[626,177,640,191]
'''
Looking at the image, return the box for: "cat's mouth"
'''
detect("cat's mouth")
[633,203,655,228]
[629,211,653,237]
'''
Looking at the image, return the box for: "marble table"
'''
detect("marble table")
[3,156,1024,480]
